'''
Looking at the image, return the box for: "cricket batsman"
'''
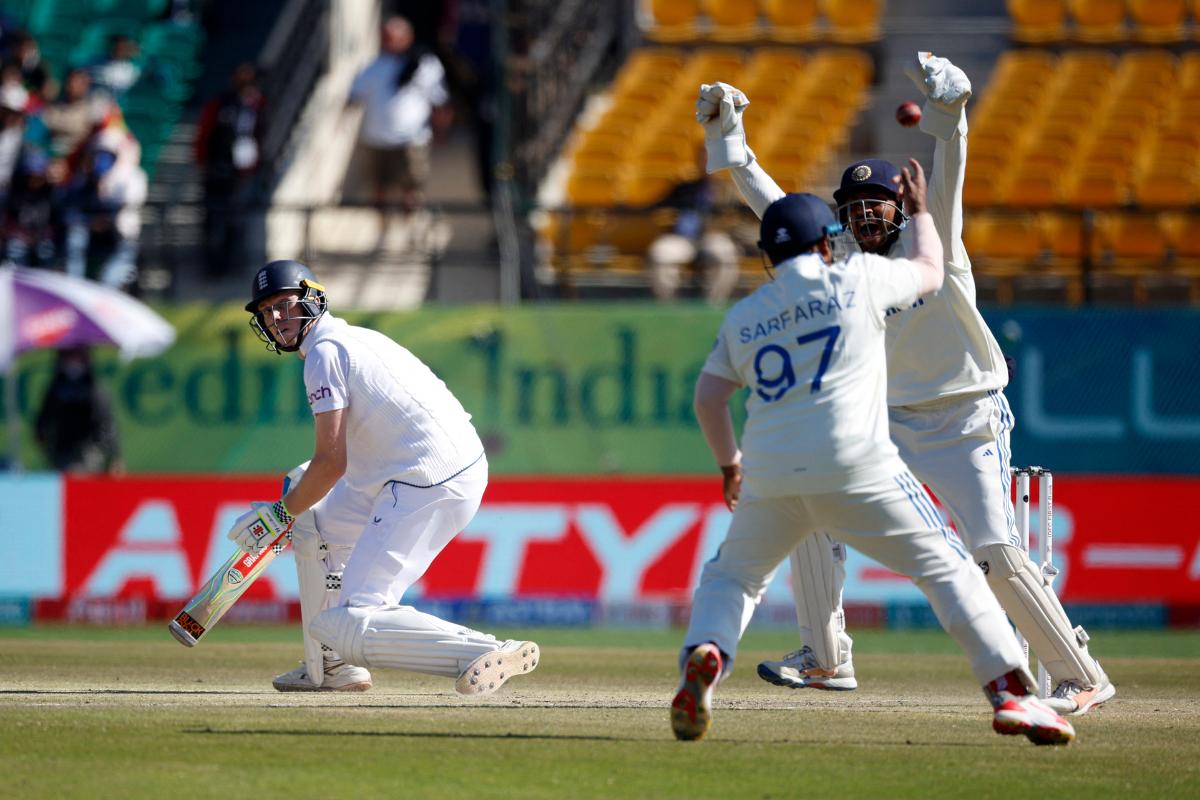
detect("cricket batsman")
[224,259,539,694]
[673,174,1074,746]
[695,52,1113,716]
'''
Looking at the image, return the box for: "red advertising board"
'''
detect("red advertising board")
[51,474,1200,605]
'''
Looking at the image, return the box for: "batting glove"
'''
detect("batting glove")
[696,82,754,173]
[227,500,294,555]
[905,51,971,107]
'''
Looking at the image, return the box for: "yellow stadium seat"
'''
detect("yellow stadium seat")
[702,0,760,40]
[1002,168,1064,207]
[621,165,694,207]
[542,211,608,255]
[647,0,703,41]
[1007,0,1068,42]
[1040,212,1090,262]
[761,0,819,41]
[819,0,883,43]
[1133,168,1197,207]
[682,47,747,82]
[1094,212,1170,263]
[1062,170,1128,208]
[970,213,1047,262]
[567,168,623,207]
[1058,49,1118,76]
[1128,0,1187,42]
[1067,0,1127,42]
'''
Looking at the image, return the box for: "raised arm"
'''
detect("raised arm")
[905,52,971,270]
[696,82,785,219]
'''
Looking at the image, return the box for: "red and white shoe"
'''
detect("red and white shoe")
[671,643,723,741]
[991,690,1076,746]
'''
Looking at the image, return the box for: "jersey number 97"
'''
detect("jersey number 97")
[753,325,841,402]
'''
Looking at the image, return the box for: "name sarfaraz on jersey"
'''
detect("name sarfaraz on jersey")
[739,290,856,344]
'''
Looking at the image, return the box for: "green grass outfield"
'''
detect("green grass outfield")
[1,625,1198,799]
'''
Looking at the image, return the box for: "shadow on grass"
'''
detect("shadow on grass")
[185,726,632,742]
[184,726,996,748]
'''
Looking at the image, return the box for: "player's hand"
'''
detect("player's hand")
[696,82,753,172]
[227,501,294,555]
[720,463,742,511]
[904,51,971,108]
[894,158,928,217]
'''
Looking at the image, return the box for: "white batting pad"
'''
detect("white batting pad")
[310,605,501,679]
[788,533,848,670]
[975,543,1103,687]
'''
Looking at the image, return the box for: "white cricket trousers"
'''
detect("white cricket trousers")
[311,455,488,606]
[684,468,1026,686]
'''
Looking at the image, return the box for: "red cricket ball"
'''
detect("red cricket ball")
[896,101,921,127]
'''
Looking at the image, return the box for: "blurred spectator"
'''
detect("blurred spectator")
[89,34,142,100]
[444,0,496,203]
[42,68,94,157]
[194,62,264,276]
[0,82,27,205]
[61,101,147,288]
[647,168,739,303]
[34,346,123,474]
[348,14,451,237]
[2,149,63,267]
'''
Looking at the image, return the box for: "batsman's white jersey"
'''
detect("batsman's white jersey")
[301,313,484,495]
[297,312,487,606]
[728,102,1016,552]
[702,251,921,495]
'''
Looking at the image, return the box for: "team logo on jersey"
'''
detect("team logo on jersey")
[773,227,791,244]
[851,164,872,182]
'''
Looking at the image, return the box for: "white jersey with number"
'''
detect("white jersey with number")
[299,313,484,494]
[729,106,1006,407]
[702,251,921,496]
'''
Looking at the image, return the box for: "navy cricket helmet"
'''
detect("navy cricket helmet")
[246,260,328,353]
[757,193,843,266]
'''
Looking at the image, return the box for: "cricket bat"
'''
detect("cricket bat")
[168,525,293,646]
[169,468,303,647]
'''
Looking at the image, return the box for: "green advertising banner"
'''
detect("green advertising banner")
[4,304,733,474]
[7,304,1200,475]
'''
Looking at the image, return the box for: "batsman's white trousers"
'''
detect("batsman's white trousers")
[309,455,487,607]
[685,467,1026,686]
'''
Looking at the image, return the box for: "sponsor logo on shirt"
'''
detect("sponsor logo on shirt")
[308,386,332,406]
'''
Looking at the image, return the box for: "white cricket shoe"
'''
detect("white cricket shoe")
[756,645,858,691]
[272,659,372,692]
[671,643,723,741]
[455,640,540,696]
[1044,669,1116,716]
[991,691,1075,745]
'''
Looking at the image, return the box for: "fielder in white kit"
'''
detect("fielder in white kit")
[694,52,1114,717]
[672,177,1074,746]
[225,259,539,695]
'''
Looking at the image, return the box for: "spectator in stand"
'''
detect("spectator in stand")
[194,62,264,277]
[10,31,49,98]
[348,14,451,240]
[43,68,94,157]
[2,149,63,267]
[61,100,146,289]
[0,82,27,206]
[647,156,739,303]
[35,346,123,474]
[89,34,142,100]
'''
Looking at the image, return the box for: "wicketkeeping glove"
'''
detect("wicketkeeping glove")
[696,82,754,173]
[904,51,971,108]
[227,500,294,555]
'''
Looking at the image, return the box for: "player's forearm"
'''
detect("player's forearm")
[731,160,786,220]
[907,211,945,295]
[283,454,344,517]
[694,374,742,467]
